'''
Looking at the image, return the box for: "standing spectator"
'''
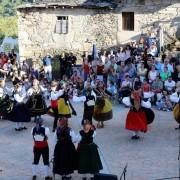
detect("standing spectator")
[117,47,126,62]
[148,42,158,57]
[59,52,67,80]
[43,54,52,83]
[20,60,29,77]
[71,70,80,84]
[66,53,76,79]
[82,59,90,81]
[96,60,104,81]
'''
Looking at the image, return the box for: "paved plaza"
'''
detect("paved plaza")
[0,102,179,180]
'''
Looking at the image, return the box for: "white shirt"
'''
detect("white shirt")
[54,129,77,144]
[76,131,96,143]
[149,70,158,81]
[164,80,176,91]
[161,64,174,73]
[31,126,50,141]
[50,90,64,100]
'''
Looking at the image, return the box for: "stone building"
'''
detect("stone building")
[17,0,180,60]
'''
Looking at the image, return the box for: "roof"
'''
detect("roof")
[17,0,119,10]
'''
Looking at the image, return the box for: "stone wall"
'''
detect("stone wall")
[17,0,180,60]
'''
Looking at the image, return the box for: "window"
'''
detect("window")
[122,12,134,31]
[56,16,68,34]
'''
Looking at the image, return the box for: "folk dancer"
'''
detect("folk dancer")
[27,79,47,121]
[53,118,77,180]
[31,118,52,180]
[77,120,102,180]
[125,88,154,139]
[10,83,30,131]
[93,80,113,128]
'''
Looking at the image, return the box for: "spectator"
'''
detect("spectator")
[43,54,52,82]
[137,62,148,82]
[164,76,176,92]
[160,66,171,82]
[151,76,163,103]
[148,64,159,83]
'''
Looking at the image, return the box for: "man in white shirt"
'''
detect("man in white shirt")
[164,77,176,92]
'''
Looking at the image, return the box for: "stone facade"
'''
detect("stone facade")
[17,0,180,60]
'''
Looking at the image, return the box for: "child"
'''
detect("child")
[31,118,52,180]
[77,120,102,180]
[82,88,96,125]
[53,118,77,180]
[156,90,173,111]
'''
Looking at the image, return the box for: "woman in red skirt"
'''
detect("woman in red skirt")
[125,88,148,140]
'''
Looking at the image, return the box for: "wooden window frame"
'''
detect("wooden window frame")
[56,16,68,34]
[122,12,134,31]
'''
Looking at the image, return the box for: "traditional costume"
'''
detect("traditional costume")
[173,102,180,129]
[27,79,47,119]
[77,121,102,180]
[10,83,30,131]
[49,88,76,118]
[53,119,77,180]
[48,81,60,132]
[82,88,96,125]
[125,90,154,139]
[31,118,52,180]
[93,84,113,128]
[0,88,13,119]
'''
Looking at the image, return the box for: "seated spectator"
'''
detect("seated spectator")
[107,81,117,96]
[137,62,148,82]
[172,64,180,82]
[119,73,132,99]
[124,61,136,80]
[117,47,126,62]
[148,64,159,83]
[96,59,104,81]
[108,66,117,86]
[164,76,176,93]
[154,58,162,73]
[170,83,180,103]
[82,59,90,81]
[151,76,163,104]
[160,66,171,81]
[142,79,154,99]
[133,76,141,90]
[148,42,158,57]
[161,58,174,73]
[156,90,173,111]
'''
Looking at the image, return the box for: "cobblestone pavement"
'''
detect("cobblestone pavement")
[0,101,179,180]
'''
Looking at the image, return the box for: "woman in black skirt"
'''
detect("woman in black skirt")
[77,120,103,180]
[27,79,47,121]
[10,83,31,131]
[53,118,77,180]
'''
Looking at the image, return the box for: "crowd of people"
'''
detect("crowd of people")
[0,31,179,180]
